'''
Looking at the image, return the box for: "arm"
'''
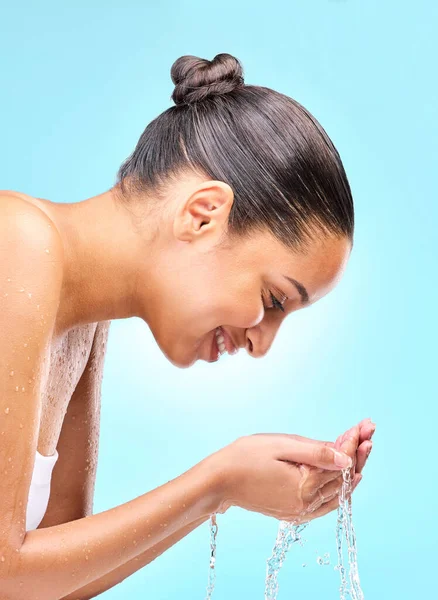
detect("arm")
[0,199,225,600]
[60,515,209,600]
[9,456,222,600]
[38,320,110,529]
[45,321,209,600]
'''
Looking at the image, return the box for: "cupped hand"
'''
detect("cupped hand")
[212,419,375,523]
[297,418,376,521]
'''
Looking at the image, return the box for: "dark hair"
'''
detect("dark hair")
[114,53,354,253]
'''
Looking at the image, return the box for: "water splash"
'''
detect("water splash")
[262,467,365,600]
[264,520,309,600]
[204,514,219,600]
[335,468,364,599]
[317,552,331,566]
[336,477,348,598]
[205,468,365,600]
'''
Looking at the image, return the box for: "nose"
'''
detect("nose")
[245,320,279,358]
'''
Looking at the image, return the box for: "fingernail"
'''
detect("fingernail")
[334,451,353,468]
[366,443,373,458]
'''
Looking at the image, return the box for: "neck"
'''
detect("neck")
[45,187,152,335]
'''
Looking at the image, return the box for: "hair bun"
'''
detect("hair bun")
[171,53,245,106]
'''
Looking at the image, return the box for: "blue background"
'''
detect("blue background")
[1,1,436,598]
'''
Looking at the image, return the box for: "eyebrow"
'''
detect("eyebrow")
[282,275,310,305]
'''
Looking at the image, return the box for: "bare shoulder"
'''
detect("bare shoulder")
[0,191,64,280]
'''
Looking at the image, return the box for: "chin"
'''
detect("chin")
[159,343,198,369]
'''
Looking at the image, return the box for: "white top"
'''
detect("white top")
[25,448,59,532]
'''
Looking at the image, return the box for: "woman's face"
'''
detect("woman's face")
[136,178,352,368]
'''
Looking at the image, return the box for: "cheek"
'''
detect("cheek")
[220,294,264,329]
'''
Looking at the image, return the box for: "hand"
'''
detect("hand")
[212,419,375,523]
[293,418,376,520]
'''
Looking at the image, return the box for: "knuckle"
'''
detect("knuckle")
[317,445,333,464]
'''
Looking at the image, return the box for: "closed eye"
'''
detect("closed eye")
[261,290,287,312]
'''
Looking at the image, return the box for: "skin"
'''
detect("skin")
[0,176,375,599]
[32,171,352,366]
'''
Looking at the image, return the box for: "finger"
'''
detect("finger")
[304,473,346,514]
[319,475,343,499]
[334,429,349,451]
[359,419,376,444]
[333,426,358,480]
[335,425,369,476]
[340,424,361,461]
[356,441,372,474]
[320,473,362,507]
[307,474,362,520]
[277,438,353,471]
[289,435,336,448]
[309,467,343,488]
[336,420,375,451]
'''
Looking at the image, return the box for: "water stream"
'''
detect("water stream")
[204,467,365,599]
[204,514,218,600]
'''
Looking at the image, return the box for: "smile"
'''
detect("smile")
[212,326,238,360]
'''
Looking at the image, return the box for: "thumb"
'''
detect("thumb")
[281,439,353,470]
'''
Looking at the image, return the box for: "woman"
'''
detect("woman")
[0,53,375,599]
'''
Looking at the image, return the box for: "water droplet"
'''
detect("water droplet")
[21,387,25,392]
[19,423,23,429]
[27,292,32,298]
[18,287,25,292]
[7,278,11,282]
[15,386,19,391]
[36,304,40,310]
[5,407,10,414]
[9,371,14,376]
[1,556,5,562]
[45,248,50,254]
[3,293,8,297]
[24,343,27,347]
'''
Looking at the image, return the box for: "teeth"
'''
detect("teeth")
[215,327,226,355]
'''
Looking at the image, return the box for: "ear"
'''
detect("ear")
[173,180,234,244]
